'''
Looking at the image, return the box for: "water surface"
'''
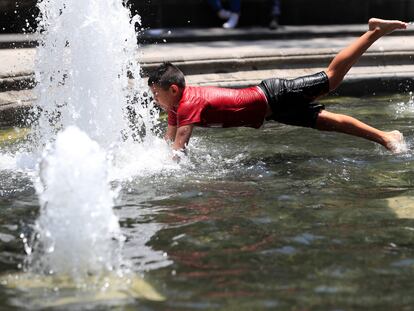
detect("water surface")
[1,93,414,310]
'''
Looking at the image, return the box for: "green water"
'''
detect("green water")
[1,93,414,310]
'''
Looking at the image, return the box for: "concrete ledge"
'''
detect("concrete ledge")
[1,29,414,127]
[2,49,413,94]
[183,64,414,89]
[140,50,414,77]
[139,25,414,44]
[0,90,33,126]
[0,33,37,49]
[0,75,35,92]
[3,25,414,46]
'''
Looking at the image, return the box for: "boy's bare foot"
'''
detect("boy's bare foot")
[384,130,407,153]
[368,18,407,35]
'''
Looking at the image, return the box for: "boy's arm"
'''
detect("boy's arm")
[172,124,193,152]
[164,125,177,142]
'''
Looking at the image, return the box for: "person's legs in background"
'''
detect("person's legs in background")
[223,0,241,28]
[207,0,240,29]
[269,0,281,29]
[207,0,231,20]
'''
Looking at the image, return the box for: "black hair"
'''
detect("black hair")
[147,62,186,90]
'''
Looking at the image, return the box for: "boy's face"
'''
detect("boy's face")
[150,84,181,112]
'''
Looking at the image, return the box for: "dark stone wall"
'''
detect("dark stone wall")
[282,0,413,25]
[129,0,414,28]
[1,0,413,33]
[0,0,37,32]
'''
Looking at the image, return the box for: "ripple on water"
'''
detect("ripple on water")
[3,94,414,309]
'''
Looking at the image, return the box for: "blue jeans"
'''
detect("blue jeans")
[272,0,281,17]
[207,0,241,13]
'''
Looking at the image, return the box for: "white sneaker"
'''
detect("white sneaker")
[223,13,239,29]
[217,9,231,20]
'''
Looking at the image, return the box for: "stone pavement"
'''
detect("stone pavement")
[1,24,414,126]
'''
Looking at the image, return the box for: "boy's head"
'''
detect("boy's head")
[148,62,185,111]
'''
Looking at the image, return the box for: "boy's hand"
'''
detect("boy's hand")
[172,149,186,163]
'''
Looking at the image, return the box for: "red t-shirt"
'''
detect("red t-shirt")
[168,86,268,129]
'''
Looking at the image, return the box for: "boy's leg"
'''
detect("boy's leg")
[316,110,405,153]
[313,18,407,153]
[326,18,407,91]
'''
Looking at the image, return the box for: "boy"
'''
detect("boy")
[148,18,407,158]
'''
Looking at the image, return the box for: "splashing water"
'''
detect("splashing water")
[20,0,163,281]
[26,126,123,278]
[395,92,414,116]
[31,0,159,148]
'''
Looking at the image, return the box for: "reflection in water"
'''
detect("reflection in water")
[386,195,414,219]
[1,272,165,309]
[119,203,173,272]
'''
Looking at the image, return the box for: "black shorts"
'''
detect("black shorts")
[258,71,330,128]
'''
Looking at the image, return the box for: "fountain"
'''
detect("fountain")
[0,0,167,306]
[27,126,123,277]
[31,0,158,147]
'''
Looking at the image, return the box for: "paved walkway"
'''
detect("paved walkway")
[1,24,414,126]
[140,34,414,83]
